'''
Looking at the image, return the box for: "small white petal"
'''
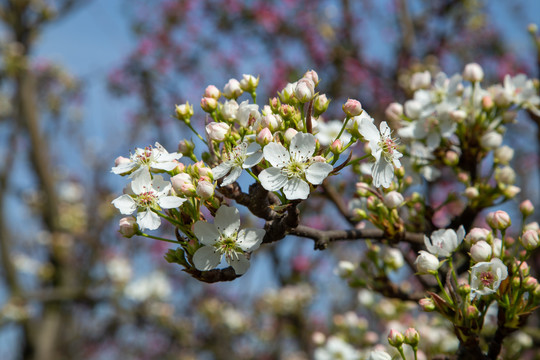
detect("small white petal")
[132,169,152,194]
[158,196,186,209]
[193,221,220,245]
[259,167,288,191]
[193,246,222,271]
[227,253,250,275]
[112,195,137,215]
[245,142,261,155]
[151,175,172,196]
[305,162,333,185]
[358,117,380,143]
[283,177,310,200]
[137,210,161,231]
[236,228,265,252]
[151,162,178,171]
[263,142,290,168]
[214,205,241,237]
[212,162,232,180]
[243,151,263,168]
[221,166,243,186]
[372,159,393,188]
[111,162,136,175]
[289,132,316,162]
[379,121,391,137]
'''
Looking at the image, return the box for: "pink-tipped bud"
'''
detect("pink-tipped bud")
[463,63,484,82]
[383,191,404,209]
[204,85,221,99]
[520,200,534,217]
[481,95,494,110]
[313,94,330,116]
[200,97,218,112]
[342,99,363,117]
[385,102,404,122]
[419,298,435,312]
[330,139,343,154]
[466,305,480,319]
[525,276,538,291]
[470,240,492,262]
[205,122,229,141]
[521,229,539,251]
[465,227,491,245]
[196,178,214,200]
[414,251,439,274]
[303,69,319,86]
[294,78,315,102]
[388,329,404,347]
[444,150,459,166]
[257,128,273,146]
[404,328,420,347]
[171,173,192,192]
[487,210,511,230]
[119,217,138,238]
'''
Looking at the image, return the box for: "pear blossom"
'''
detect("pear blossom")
[368,350,392,360]
[314,336,360,360]
[470,258,508,297]
[237,100,260,127]
[111,171,186,231]
[424,225,465,257]
[358,119,402,188]
[212,142,263,186]
[259,133,333,200]
[316,119,352,146]
[192,205,265,274]
[111,142,181,177]
[221,99,239,121]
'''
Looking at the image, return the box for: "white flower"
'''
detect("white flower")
[424,225,465,257]
[368,350,392,360]
[124,271,171,302]
[358,119,402,188]
[259,133,333,200]
[192,205,265,275]
[503,74,540,115]
[314,337,360,360]
[223,78,243,99]
[111,142,181,177]
[212,142,263,186]
[237,100,260,127]
[221,99,239,121]
[470,258,508,297]
[111,171,186,231]
[315,119,352,146]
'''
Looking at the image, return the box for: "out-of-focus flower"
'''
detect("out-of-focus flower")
[463,63,484,82]
[424,226,465,257]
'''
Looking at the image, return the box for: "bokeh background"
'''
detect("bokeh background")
[1,0,540,359]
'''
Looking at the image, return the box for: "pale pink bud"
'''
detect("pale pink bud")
[311,332,326,345]
[119,217,138,238]
[256,128,273,145]
[198,167,213,180]
[465,305,479,319]
[487,210,511,230]
[204,85,221,99]
[180,182,196,196]
[465,227,491,245]
[457,172,469,183]
[223,78,243,99]
[492,238,503,258]
[414,250,439,274]
[177,140,195,156]
[303,69,319,85]
[521,229,539,250]
[330,139,343,154]
[383,191,404,209]
[171,173,192,192]
[205,122,229,141]
[524,222,539,231]
[520,200,534,217]
[470,241,492,262]
[196,179,214,199]
[114,156,130,167]
[450,109,467,122]
[313,94,330,115]
[200,97,218,112]
[261,113,280,131]
[388,329,404,347]
[444,151,459,166]
[294,78,315,102]
[284,128,298,143]
[342,98,363,117]
[419,298,435,312]
[404,328,420,347]
[410,70,431,90]
[385,102,403,122]
[482,95,494,110]
[465,187,479,199]
[175,102,194,122]
[463,63,484,82]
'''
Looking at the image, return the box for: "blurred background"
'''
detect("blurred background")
[1,0,540,359]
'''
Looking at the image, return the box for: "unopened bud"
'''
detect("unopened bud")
[486,210,511,230]
[520,200,534,217]
[494,146,514,165]
[385,102,404,122]
[470,241,492,262]
[466,305,480,319]
[313,94,330,116]
[119,217,138,238]
[521,229,539,250]
[444,151,459,166]
[200,97,218,112]
[465,187,479,199]
[294,78,315,102]
[482,95,494,111]
[204,85,221,99]
[223,78,243,99]
[284,128,298,143]
[257,127,273,145]
[480,131,503,150]
[415,251,439,274]
[205,122,229,141]
[239,74,259,93]
[404,328,420,347]
[383,191,404,209]
[196,178,214,200]
[410,70,431,91]
[175,102,194,122]
[419,298,435,312]
[388,329,404,347]
[503,185,521,198]
[336,260,355,277]
[303,69,319,86]
[463,63,484,82]
[171,173,192,192]
[330,139,343,154]
[450,109,467,123]
[342,99,363,117]
[177,140,195,156]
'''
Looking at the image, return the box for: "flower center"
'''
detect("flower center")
[217,234,242,260]
[284,159,306,179]
[137,191,157,208]
[136,147,153,165]
[379,135,398,161]
[479,271,495,287]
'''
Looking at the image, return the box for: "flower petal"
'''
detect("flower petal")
[283,177,310,200]
[112,194,137,215]
[227,252,250,275]
[158,196,186,209]
[137,210,161,231]
[243,151,263,169]
[371,159,394,188]
[151,175,172,196]
[358,117,380,143]
[111,162,136,175]
[237,228,265,252]
[212,162,232,180]
[221,166,242,186]
[263,142,290,168]
[193,246,222,271]
[193,221,220,245]
[131,169,152,194]
[259,167,288,191]
[290,132,316,162]
[305,162,333,185]
[214,205,241,237]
